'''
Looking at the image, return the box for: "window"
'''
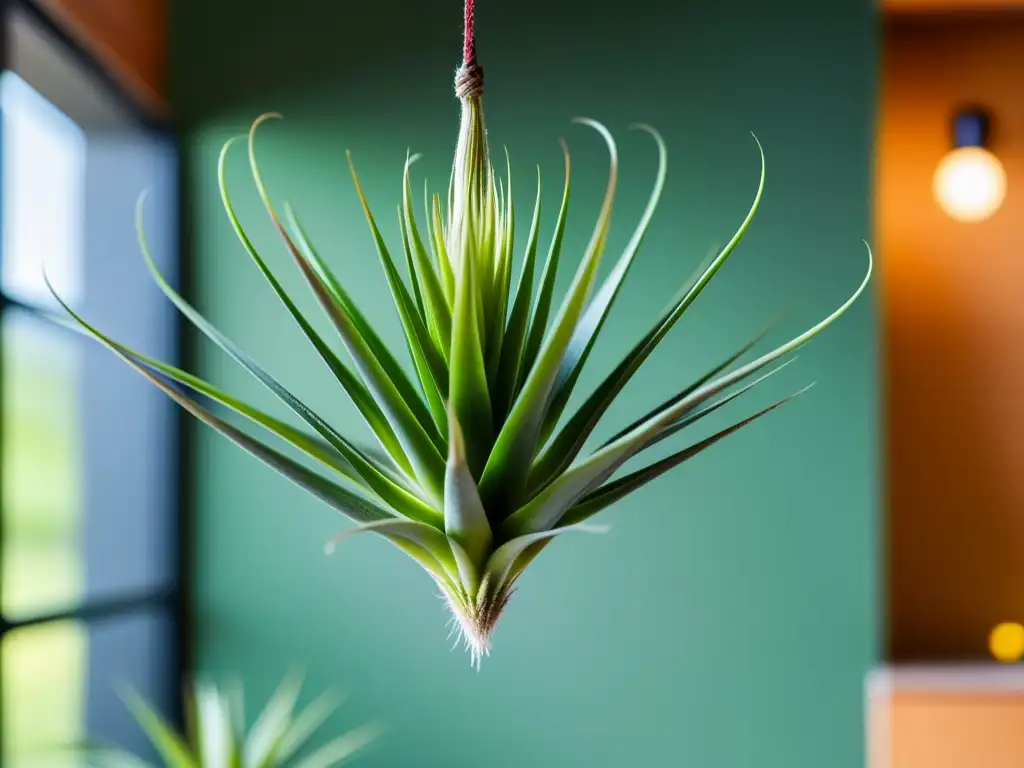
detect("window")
[0,3,181,765]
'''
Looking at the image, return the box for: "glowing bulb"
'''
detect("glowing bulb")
[933,146,1006,223]
[989,622,1024,663]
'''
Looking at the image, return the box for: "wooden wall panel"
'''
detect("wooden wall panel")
[886,0,1024,11]
[880,14,1024,660]
[37,0,166,117]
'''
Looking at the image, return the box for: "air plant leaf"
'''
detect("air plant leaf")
[344,151,451,452]
[504,254,871,538]
[284,203,449,443]
[53,0,872,666]
[596,315,786,450]
[477,118,619,518]
[483,521,610,594]
[83,748,155,768]
[122,690,199,768]
[493,167,543,421]
[45,277,404,526]
[403,153,454,349]
[562,386,813,527]
[292,725,385,768]
[443,407,493,579]
[99,678,377,767]
[218,135,416,482]
[247,119,447,503]
[528,140,766,495]
[540,124,669,441]
[324,518,463,589]
[126,193,438,522]
[244,673,304,767]
[448,203,495,478]
[195,683,234,768]
[520,140,571,391]
[277,691,345,763]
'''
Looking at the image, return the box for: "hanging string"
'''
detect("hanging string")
[464,0,476,66]
[455,0,484,99]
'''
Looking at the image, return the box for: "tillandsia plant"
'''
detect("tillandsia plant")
[85,674,381,767]
[50,0,871,668]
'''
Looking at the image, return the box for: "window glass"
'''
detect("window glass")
[0,70,85,309]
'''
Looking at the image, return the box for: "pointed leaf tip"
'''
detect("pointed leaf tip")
[253,111,284,124]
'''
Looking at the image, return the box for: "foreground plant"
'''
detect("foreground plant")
[86,675,380,767]
[51,0,871,667]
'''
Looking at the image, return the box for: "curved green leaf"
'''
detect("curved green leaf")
[485,148,516,385]
[397,207,449,435]
[478,120,617,518]
[245,673,302,768]
[503,246,871,537]
[540,124,669,441]
[293,725,383,768]
[218,133,416,481]
[493,166,542,422]
[277,691,344,763]
[529,138,766,493]
[519,140,571,391]
[284,203,448,434]
[484,522,609,594]
[324,519,461,589]
[448,202,495,478]
[398,197,427,320]
[443,408,493,580]
[430,191,456,304]
[122,690,197,768]
[344,150,450,474]
[403,153,453,348]
[247,119,446,503]
[562,388,810,526]
[58,292,370,489]
[595,315,785,451]
[47,276,412,526]
[635,357,798,456]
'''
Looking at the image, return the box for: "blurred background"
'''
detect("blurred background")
[0,0,1019,766]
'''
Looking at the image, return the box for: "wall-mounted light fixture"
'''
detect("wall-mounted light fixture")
[933,108,1006,223]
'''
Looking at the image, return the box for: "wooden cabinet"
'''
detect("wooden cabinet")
[869,666,1024,768]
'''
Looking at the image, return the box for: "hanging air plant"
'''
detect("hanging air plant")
[51,0,871,668]
[84,674,381,767]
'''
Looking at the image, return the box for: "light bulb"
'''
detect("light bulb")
[989,622,1024,663]
[933,145,1006,223]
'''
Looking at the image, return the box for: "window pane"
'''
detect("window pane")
[1,611,174,766]
[0,70,85,309]
[1,620,86,767]
[1,311,82,618]
[79,137,179,605]
[84,610,175,763]
[2,308,176,618]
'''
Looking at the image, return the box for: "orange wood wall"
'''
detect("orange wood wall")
[886,0,1024,10]
[880,15,1024,660]
[38,0,166,117]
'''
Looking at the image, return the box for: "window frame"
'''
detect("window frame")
[0,0,186,761]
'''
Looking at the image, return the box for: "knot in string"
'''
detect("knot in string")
[455,61,484,100]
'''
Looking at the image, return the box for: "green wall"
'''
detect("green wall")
[173,1,878,765]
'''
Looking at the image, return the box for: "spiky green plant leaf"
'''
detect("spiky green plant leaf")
[53,0,871,666]
[86,677,378,768]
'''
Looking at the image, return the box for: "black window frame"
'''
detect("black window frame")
[0,0,187,762]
